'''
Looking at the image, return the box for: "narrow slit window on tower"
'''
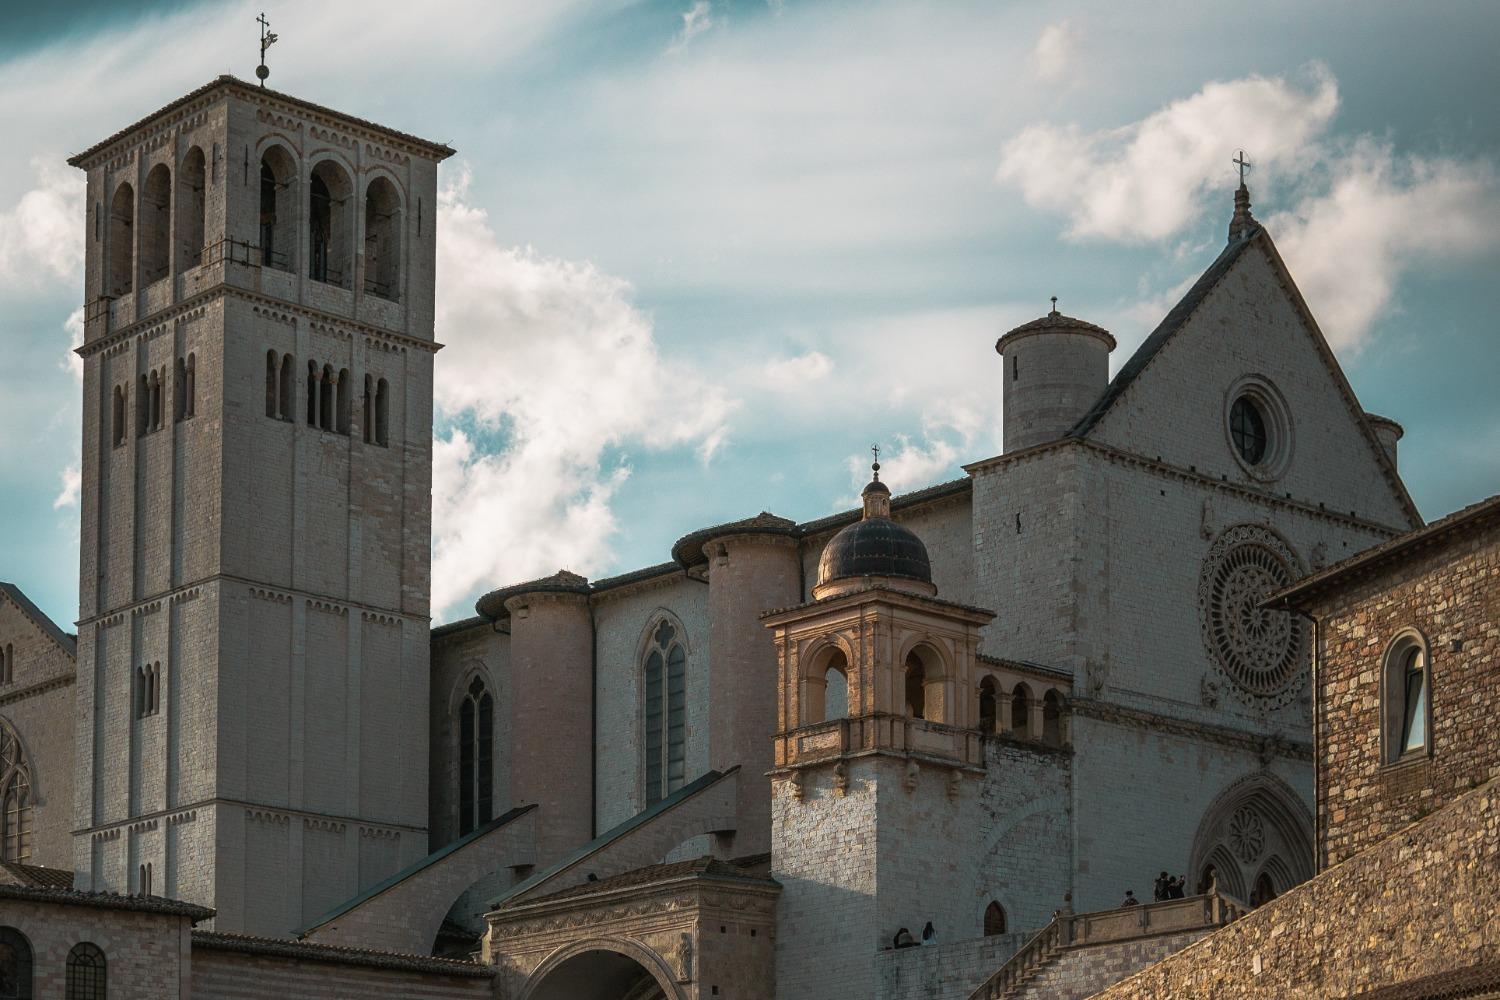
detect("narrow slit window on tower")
[148,369,162,431]
[135,374,148,436]
[108,182,135,296]
[320,364,335,431]
[112,386,126,447]
[306,361,319,426]
[363,374,373,443]
[279,354,294,420]
[266,351,279,417]
[179,146,207,270]
[176,357,189,422]
[375,377,390,446]
[141,164,171,286]
[185,354,195,418]
[336,368,351,435]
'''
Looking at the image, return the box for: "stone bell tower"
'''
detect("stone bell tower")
[67,76,452,934]
[766,465,994,1000]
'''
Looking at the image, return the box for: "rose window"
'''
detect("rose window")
[1229,806,1265,863]
[1199,525,1304,701]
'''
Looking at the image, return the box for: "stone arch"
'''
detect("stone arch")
[900,638,951,723]
[1188,772,1313,906]
[308,156,355,287]
[1010,682,1033,740]
[797,633,856,726]
[178,146,206,269]
[521,937,684,1000]
[977,675,998,733]
[140,163,171,285]
[362,172,403,301]
[107,181,134,296]
[258,140,299,271]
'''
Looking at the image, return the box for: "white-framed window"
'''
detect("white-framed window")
[1382,630,1431,763]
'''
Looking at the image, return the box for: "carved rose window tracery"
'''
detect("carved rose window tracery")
[1199,525,1305,704]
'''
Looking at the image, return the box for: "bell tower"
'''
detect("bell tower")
[67,76,452,934]
[766,468,994,999]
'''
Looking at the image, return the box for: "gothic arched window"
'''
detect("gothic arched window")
[0,724,33,863]
[107,182,134,297]
[308,160,353,287]
[0,926,34,1000]
[259,146,297,272]
[458,677,494,836]
[983,901,1007,936]
[65,942,106,1000]
[643,620,686,805]
[364,177,402,301]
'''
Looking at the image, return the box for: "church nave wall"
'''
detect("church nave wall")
[592,575,710,834]
[428,622,511,850]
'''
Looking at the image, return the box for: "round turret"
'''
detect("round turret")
[996,306,1115,453]
[1365,412,1403,469]
[813,469,934,600]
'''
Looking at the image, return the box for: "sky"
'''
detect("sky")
[1,0,1498,628]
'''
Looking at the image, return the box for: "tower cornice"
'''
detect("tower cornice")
[75,284,444,360]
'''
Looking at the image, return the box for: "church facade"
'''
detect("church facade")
[0,77,1464,1000]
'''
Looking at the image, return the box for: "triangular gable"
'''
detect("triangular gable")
[0,582,77,660]
[1068,225,1422,529]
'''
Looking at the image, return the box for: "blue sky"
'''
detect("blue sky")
[1,0,1497,627]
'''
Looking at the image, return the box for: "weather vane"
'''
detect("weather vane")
[1050,295,1058,314]
[1233,149,1251,185]
[871,443,881,481]
[257,13,279,87]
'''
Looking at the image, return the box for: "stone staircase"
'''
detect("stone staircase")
[969,893,1246,1000]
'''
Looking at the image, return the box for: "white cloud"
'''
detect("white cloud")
[997,64,1339,242]
[429,166,736,619]
[0,159,84,286]
[1269,141,1500,351]
[669,1,714,54]
[843,397,987,498]
[1032,20,1077,83]
[52,463,81,510]
[764,350,833,383]
[61,307,84,382]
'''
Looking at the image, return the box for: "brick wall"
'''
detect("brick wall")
[1090,780,1499,998]
[1310,517,1500,867]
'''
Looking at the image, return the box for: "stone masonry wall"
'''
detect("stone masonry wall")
[0,899,191,998]
[876,931,1029,1000]
[1090,779,1499,999]
[1314,520,1500,867]
[0,592,75,870]
[1010,929,1207,1000]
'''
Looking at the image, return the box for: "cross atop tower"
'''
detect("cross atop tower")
[1233,149,1251,186]
[256,13,278,86]
[871,443,881,481]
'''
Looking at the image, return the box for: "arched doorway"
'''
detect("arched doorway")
[1188,773,1314,905]
[524,941,682,1000]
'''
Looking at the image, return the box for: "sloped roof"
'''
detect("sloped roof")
[0,861,74,888]
[1267,492,1500,609]
[0,884,213,921]
[193,931,494,978]
[1349,961,1500,1000]
[1064,223,1421,528]
[0,583,77,659]
[490,767,738,910]
[499,854,777,910]
[297,804,536,936]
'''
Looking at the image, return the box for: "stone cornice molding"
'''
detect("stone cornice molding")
[967,436,1404,538]
[79,573,430,630]
[76,285,442,361]
[0,673,75,708]
[75,797,426,839]
[1070,696,1312,761]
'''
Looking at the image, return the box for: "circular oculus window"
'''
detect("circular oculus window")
[1224,378,1292,481]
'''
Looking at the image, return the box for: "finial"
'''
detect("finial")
[256,13,279,86]
[1228,150,1256,243]
[871,443,881,482]
[1049,295,1058,316]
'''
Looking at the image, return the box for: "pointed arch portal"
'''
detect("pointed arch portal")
[523,940,683,1000]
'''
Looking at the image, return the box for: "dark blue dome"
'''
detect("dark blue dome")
[817,516,932,587]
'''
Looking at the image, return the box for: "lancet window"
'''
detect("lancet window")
[643,620,686,805]
[458,676,494,836]
[0,722,34,863]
